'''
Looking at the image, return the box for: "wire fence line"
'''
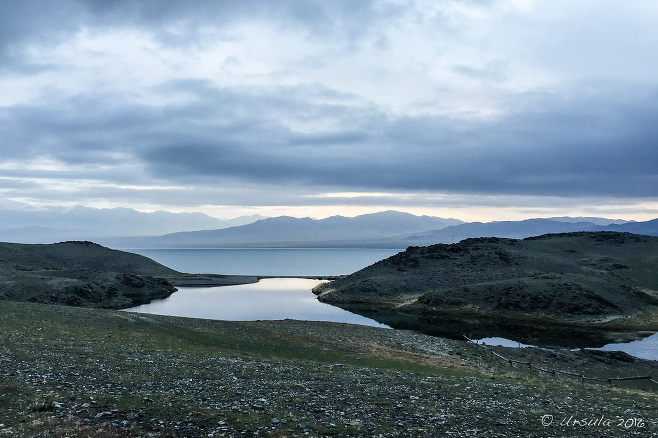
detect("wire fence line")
[463,335,658,389]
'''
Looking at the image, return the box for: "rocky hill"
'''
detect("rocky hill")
[314,232,658,341]
[0,241,179,309]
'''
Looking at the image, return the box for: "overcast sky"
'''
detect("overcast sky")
[1,0,657,221]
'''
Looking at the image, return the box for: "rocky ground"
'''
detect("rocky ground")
[0,241,259,309]
[1,300,657,437]
[315,232,658,336]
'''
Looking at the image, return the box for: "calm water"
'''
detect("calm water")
[126,278,389,328]
[598,333,658,360]
[129,247,401,276]
[476,335,658,361]
[126,247,656,360]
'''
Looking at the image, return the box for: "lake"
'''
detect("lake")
[126,278,389,328]
[128,247,401,277]
[125,247,657,360]
[476,334,658,361]
[598,332,658,360]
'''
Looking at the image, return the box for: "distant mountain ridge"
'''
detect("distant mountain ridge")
[397,218,602,246]
[0,206,264,243]
[547,216,629,226]
[103,211,463,248]
[605,218,658,235]
[101,212,657,249]
[401,218,658,246]
[2,206,654,249]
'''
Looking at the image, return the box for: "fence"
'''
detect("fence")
[463,335,658,389]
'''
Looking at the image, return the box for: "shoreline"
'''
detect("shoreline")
[167,273,343,287]
[151,276,658,360]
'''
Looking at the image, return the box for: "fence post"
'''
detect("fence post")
[462,333,657,391]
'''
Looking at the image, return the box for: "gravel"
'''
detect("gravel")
[0,301,657,437]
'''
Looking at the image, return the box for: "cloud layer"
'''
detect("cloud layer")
[1,0,657,219]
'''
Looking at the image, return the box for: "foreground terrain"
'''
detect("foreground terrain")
[1,234,657,436]
[0,300,657,437]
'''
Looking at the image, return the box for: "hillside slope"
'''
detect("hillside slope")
[314,232,658,340]
[0,241,179,308]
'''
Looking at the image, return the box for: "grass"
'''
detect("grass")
[0,299,464,376]
[1,299,657,437]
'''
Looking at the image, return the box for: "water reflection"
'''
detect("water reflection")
[598,332,658,361]
[473,333,658,361]
[125,278,389,328]
[125,278,656,360]
[475,337,532,348]
[337,305,656,352]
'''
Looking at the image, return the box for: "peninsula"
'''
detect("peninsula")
[314,232,658,342]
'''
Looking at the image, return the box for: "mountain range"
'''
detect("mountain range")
[1,206,656,249]
[102,211,464,248]
[0,206,264,242]
[395,218,652,246]
[101,212,658,249]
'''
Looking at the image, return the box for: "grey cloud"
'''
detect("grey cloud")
[0,0,392,65]
[289,132,371,146]
[0,1,76,69]
[148,84,658,198]
[2,73,658,201]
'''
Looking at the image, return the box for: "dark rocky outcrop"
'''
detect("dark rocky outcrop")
[314,232,658,342]
[0,241,178,309]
